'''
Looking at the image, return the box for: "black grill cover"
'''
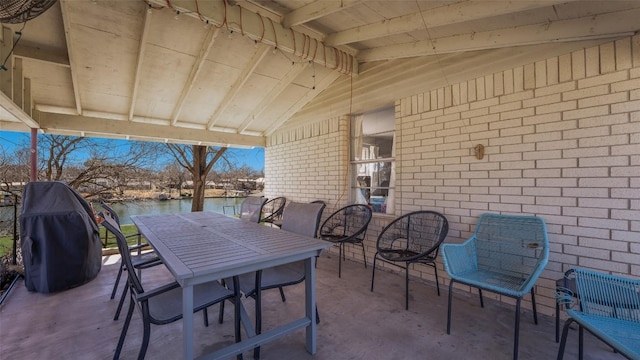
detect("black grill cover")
[20,181,101,293]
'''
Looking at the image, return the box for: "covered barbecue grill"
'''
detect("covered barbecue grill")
[20,181,101,293]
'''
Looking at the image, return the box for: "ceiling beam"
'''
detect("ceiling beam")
[0,120,29,132]
[282,0,360,28]
[1,27,13,99]
[147,0,357,75]
[37,112,265,148]
[172,27,220,125]
[325,0,577,46]
[129,8,153,122]
[0,91,38,128]
[207,44,269,129]
[358,8,640,62]
[13,44,70,67]
[59,0,82,115]
[292,39,611,125]
[238,61,308,134]
[265,71,342,136]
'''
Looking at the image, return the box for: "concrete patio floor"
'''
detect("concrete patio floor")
[0,252,621,360]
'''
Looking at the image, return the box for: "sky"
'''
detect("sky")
[0,130,265,171]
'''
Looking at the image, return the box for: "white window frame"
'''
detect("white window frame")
[349,108,395,215]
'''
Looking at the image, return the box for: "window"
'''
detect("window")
[350,107,395,214]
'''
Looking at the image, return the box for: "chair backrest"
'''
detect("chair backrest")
[98,211,144,295]
[376,210,448,258]
[473,213,549,282]
[100,201,121,225]
[281,201,326,238]
[319,204,372,241]
[239,196,266,223]
[571,268,640,322]
[261,196,286,223]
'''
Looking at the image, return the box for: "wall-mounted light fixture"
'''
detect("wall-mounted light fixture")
[473,144,485,160]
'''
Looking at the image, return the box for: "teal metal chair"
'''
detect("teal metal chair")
[556,268,640,360]
[441,213,549,360]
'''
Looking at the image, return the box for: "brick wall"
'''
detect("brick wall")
[266,35,640,315]
[265,116,350,212]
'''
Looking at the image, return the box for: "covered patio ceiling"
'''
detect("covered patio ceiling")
[1,0,639,148]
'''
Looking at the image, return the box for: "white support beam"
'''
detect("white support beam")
[238,61,308,133]
[0,120,29,132]
[12,57,23,110]
[172,27,220,125]
[264,71,342,136]
[13,44,70,67]
[38,112,265,148]
[129,8,153,121]
[147,0,357,75]
[207,44,270,129]
[1,27,13,100]
[358,8,640,62]
[60,0,82,115]
[282,0,360,28]
[23,77,32,117]
[0,90,38,128]
[325,0,577,46]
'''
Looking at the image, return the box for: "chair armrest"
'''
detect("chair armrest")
[518,255,549,293]
[127,243,152,251]
[135,257,162,269]
[136,281,181,302]
[441,237,478,276]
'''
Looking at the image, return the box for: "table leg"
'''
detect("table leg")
[183,285,194,359]
[305,256,317,354]
[254,271,262,359]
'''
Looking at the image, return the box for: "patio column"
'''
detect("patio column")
[30,128,37,181]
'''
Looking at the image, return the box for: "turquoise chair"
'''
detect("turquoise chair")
[441,213,549,360]
[556,268,640,360]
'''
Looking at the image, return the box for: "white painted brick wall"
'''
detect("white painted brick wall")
[265,35,640,316]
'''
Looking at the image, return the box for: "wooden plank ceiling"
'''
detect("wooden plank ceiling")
[0,0,639,148]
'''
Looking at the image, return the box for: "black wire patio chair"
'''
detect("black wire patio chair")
[318,204,372,278]
[370,210,449,310]
[260,196,286,228]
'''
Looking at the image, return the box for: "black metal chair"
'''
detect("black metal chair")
[100,201,162,321]
[260,196,286,228]
[239,196,266,223]
[99,211,241,360]
[370,211,449,310]
[319,204,372,278]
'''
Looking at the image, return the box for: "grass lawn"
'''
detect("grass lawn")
[0,224,144,258]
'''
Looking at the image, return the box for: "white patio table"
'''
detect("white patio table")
[131,211,331,359]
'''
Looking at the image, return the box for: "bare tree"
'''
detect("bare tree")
[38,135,159,199]
[165,144,228,212]
[160,162,188,197]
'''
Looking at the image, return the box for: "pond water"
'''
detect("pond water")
[96,197,244,225]
[0,197,245,235]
